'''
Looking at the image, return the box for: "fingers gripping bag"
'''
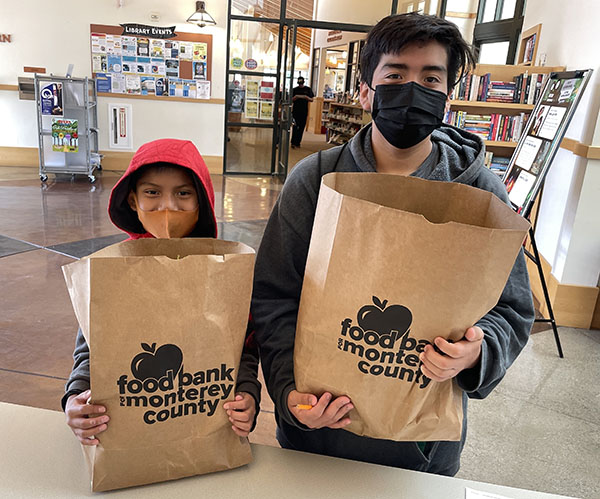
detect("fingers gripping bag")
[62,238,255,491]
[294,173,530,442]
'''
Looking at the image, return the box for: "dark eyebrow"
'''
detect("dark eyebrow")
[381,63,447,73]
[138,182,194,189]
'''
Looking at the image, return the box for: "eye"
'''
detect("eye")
[424,75,441,84]
[177,190,194,197]
[385,73,402,80]
[143,189,160,196]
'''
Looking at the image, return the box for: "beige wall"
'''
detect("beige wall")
[0,0,227,156]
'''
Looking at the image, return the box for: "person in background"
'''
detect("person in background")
[291,76,314,148]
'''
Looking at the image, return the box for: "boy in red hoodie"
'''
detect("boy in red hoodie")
[62,139,260,443]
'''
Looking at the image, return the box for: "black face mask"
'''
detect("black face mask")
[369,82,447,149]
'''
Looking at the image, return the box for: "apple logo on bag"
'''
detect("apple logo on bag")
[116,342,237,424]
[337,296,432,389]
[357,296,412,342]
[131,343,183,381]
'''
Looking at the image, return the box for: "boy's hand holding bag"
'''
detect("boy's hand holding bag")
[294,173,530,442]
[62,238,255,492]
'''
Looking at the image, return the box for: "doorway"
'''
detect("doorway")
[223,1,372,178]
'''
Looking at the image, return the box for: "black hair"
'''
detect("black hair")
[297,76,305,82]
[359,13,475,94]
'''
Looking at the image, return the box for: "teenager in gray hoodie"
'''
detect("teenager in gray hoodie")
[251,13,534,476]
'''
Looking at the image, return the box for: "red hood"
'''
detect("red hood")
[108,139,217,239]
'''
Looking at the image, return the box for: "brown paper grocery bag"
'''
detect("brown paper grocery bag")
[62,238,255,491]
[295,173,530,442]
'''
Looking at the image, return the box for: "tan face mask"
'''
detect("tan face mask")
[132,195,199,239]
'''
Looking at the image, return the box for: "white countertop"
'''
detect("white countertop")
[0,402,575,498]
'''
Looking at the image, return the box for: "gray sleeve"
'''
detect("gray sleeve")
[61,328,91,410]
[456,169,535,398]
[251,159,321,429]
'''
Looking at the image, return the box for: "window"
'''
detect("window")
[472,0,525,64]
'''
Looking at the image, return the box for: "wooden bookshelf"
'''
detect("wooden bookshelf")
[326,101,370,145]
[449,100,533,111]
[449,64,565,155]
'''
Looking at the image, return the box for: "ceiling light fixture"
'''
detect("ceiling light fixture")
[186,1,216,28]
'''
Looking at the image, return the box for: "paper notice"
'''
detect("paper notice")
[122,36,137,57]
[179,42,193,60]
[197,80,210,99]
[509,170,536,207]
[515,136,543,171]
[111,74,126,94]
[538,106,567,140]
[465,487,515,499]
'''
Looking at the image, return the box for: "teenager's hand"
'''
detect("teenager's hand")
[224,392,256,437]
[419,326,484,382]
[65,390,109,445]
[287,390,353,430]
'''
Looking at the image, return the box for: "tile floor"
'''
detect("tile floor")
[0,166,598,498]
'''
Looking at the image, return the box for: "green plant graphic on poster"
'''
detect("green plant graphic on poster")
[51,118,79,153]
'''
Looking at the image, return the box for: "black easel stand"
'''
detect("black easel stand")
[523,226,564,358]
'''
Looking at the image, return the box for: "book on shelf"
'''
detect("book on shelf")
[444,111,528,143]
[451,71,548,105]
[483,151,510,177]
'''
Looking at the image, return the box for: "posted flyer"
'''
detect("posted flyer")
[245,100,259,119]
[40,82,63,116]
[51,118,78,153]
[260,101,274,120]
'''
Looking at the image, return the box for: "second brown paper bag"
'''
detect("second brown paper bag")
[294,173,530,441]
[62,238,255,492]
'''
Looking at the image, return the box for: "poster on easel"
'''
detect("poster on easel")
[502,69,593,217]
[51,118,79,153]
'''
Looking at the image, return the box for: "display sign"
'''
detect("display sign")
[120,23,176,39]
[231,57,243,69]
[503,69,593,217]
[244,58,258,70]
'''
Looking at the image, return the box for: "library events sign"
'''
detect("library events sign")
[503,69,593,217]
[120,24,176,39]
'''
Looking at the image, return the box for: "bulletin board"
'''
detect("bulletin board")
[502,69,593,218]
[90,24,213,100]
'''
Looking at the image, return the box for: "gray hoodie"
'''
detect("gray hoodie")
[251,124,534,475]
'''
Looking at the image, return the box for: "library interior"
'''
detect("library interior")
[0,0,598,498]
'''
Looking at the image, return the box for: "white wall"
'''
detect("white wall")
[0,0,227,156]
[522,0,600,287]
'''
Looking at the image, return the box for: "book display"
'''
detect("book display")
[326,102,370,145]
[446,64,565,176]
[502,69,593,216]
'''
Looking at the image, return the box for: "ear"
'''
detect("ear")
[359,81,372,112]
[444,96,451,115]
[127,191,137,212]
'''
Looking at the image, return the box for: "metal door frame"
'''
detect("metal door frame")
[223,0,372,177]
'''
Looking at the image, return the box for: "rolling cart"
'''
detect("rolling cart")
[34,75,101,183]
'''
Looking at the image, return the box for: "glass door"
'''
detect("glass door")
[276,22,297,178]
